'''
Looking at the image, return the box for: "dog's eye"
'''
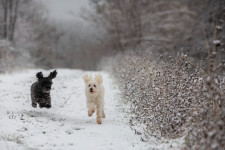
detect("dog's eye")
[94,85,96,87]
[88,84,91,87]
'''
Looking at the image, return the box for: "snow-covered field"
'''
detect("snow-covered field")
[0,69,183,150]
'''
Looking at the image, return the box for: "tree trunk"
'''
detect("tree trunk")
[3,0,8,39]
[1,0,19,41]
[9,0,19,42]
[9,0,13,40]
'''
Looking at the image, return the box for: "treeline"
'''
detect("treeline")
[95,0,225,149]
[0,0,110,71]
[0,0,224,70]
[91,0,225,59]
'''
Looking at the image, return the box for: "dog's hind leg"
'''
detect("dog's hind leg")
[31,91,37,108]
[102,109,106,118]
[31,83,37,108]
[102,102,106,118]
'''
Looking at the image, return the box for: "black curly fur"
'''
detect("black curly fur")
[31,70,57,108]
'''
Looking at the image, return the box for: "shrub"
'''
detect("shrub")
[0,40,16,72]
[106,46,224,149]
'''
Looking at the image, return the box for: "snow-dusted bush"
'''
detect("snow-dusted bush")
[109,51,204,139]
[0,39,33,72]
[0,40,16,72]
[107,45,224,149]
[185,45,225,150]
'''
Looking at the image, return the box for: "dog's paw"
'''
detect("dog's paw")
[88,111,93,117]
[97,117,102,124]
[32,104,37,108]
[45,104,51,109]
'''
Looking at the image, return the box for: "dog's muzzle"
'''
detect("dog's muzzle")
[90,88,94,93]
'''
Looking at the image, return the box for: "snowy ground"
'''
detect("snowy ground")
[0,69,183,150]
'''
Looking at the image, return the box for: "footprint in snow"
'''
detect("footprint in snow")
[73,127,84,130]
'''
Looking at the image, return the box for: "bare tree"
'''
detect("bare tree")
[91,0,148,50]
[1,0,8,39]
[91,0,196,51]
[0,0,19,41]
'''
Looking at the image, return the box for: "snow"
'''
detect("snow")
[0,69,184,149]
[213,40,221,46]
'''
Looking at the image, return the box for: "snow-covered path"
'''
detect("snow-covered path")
[0,69,145,150]
[0,69,183,150]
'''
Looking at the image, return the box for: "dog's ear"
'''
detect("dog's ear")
[95,74,103,84]
[36,72,43,80]
[83,74,91,83]
[48,70,57,79]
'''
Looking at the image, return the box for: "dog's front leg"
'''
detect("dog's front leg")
[31,89,37,108]
[31,84,37,108]
[45,98,51,108]
[87,101,95,117]
[96,104,103,124]
[31,97,37,108]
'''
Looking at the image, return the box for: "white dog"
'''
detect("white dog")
[83,74,105,124]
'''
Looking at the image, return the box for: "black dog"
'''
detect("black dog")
[31,70,57,108]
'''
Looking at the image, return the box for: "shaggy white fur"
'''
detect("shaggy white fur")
[83,74,105,124]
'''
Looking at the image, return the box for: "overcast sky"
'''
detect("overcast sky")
[34,0,102,41]
[36,0,91,22]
